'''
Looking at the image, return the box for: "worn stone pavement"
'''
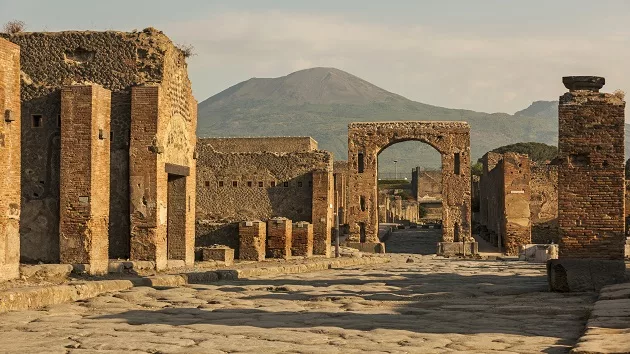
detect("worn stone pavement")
[0,229,597,353]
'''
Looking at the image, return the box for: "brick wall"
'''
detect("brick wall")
[558,82,625,260]
[530,164,559,244]
[333,160,348,225]
[202,137,317,153]
[0,38,20,281]
[2,29,196,263]
[59,85,111,274]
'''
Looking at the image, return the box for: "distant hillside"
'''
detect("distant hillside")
[197,67,630,176]
[483,142,558,163]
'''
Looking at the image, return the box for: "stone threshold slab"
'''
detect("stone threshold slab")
[0,256,389,313]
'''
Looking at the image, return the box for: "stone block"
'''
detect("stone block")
[267,217,292,259]
[239,220,266,261]
[547,259,626,292]
[292,222,313,257]
[201,246,235,265]
[344,242,386,254]
[519,244,558,263]
[437,242,479,257]
[19,264,73,281]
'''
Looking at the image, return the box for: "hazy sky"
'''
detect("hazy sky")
[2,0,630,114]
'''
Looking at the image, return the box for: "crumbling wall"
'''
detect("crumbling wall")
[333,160,348,225]
[205,137,317,153]
[478,152,532,255]
[558,80,625,260]
[3,28,196,264]
[531,164,559,244]
[196,139,333,254]
[0,38,21,281]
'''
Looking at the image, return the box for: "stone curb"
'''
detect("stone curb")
[0,280,134,313]
[0,256,389,313]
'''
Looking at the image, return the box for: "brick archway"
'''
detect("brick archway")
[346,122,472,249]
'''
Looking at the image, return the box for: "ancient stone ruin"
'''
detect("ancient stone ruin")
[195,137,333,258]
[548,76,626,291]
[0,28,197,276]
[346,121,472,253]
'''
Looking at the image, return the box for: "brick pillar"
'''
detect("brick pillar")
[239,220,266,261]
[549,76,626,291]
[59,85,111,275]
[0,38,20,281]
[129,86,164,269]
[292,221,313,257]
[312,170,333,257]
[501,153,531,255]
[267,217,292,259]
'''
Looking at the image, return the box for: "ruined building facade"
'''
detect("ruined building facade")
[2,29,197,271]
[0,38,21,281]
[196,137,333,257]
[478,152,532,255]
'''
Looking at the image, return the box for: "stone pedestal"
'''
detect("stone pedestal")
[436,242,478,257]
[267,218,292,259]
[239,221,266,261]
[292,222,313,257]
[547,259,626,292]
[201,246,234,266]
[344,242,385,254]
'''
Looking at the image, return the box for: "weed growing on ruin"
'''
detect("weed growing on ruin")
[2,20,25,34]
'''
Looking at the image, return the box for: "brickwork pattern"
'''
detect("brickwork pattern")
[292,222,314,257]
[201,137,317,153]
[59,85,111,274]
[0,38,20,281]
[347,121,472,243]
[333,160,348,225]
[558,86,626,260]
[238,221,266,261]
[201,246,234,265]
[267,218,292,259]
[196,139,333,257]
[2,29,196,264]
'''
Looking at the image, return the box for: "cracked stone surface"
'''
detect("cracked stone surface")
[0,230,596,353]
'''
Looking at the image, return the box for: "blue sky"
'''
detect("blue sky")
[2,0,630,114]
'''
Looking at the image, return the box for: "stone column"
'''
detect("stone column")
[0,38,20,281]
[312,170,333,257]
[59,85,111,275]
[548,76,626,291]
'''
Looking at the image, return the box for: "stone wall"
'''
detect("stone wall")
[3,28,196,265]
[558,79,625,260]
[196,138,333,256]
[412,169,442,201]
[333,160,348,225]
[530,164,559,244]
[204,137,317,153]
[0,38,21,281]
[478,152,532,255]
[347,121,471,244]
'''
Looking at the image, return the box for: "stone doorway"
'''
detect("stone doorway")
[167,174,187,261]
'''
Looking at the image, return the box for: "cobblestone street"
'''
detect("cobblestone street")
[0,230,596,353]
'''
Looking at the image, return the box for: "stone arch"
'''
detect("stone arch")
[346,121,472,248]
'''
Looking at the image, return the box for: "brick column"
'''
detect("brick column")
[129,86,164,269]
[501,153,531,255]
[312,170,333,256]
[239,221,266,261]
[59,85,111,275]
[0,38,20,281]
[549,76,626,291]
[267,217,292,259]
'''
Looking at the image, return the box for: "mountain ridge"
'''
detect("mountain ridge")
[197,67,630,176]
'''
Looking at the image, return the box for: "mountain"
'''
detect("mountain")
[197,67,629,177]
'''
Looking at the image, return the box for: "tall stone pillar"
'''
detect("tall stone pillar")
[548,76,626,291]
[312,170,333,257]
[0,38,21,281]
[59,85,111,275]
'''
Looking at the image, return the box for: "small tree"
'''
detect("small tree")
[3,20,25,34]
[176,43,195,58]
